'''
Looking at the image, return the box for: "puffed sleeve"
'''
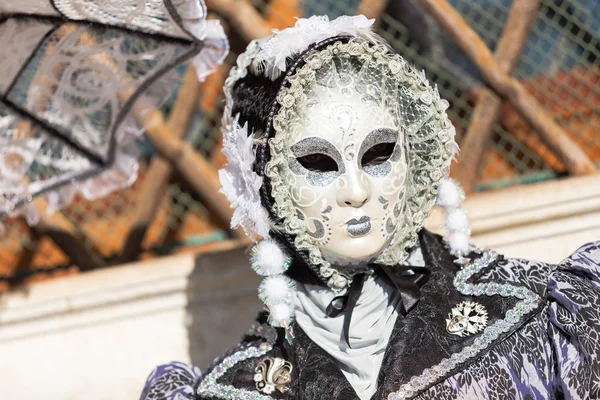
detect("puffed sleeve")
[140,361,203,400]
[547,241,600,399]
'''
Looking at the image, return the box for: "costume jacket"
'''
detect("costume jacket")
[140,231,600,400]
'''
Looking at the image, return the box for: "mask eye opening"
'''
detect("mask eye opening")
[360,142,395,168]
[297,153,339,172]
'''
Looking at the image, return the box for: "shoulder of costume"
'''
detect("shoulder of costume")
[420,228,552,297]
[196,315,290,400]
[141,361,202,400]
[555,240,600,275]
[140,319,283,400]
[478,252,554,299]
[476,240,600,299]
[545,240,600,379]
[546,240,600,318]
[372,242,551,399]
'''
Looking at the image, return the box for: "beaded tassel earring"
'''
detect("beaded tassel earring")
[436,179,472,265]
[250,239,296,328]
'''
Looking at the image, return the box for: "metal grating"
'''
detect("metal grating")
[1,0,598,280]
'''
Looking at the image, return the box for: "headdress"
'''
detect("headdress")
[218,15,469,328]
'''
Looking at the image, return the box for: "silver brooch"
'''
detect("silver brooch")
[446,301,488,337]
[254,357,293,394]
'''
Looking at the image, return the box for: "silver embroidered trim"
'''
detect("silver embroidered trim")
[197,342,275,400]
[387,250,543,400]
[197,323,278,399]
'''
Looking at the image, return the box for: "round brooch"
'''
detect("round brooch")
[446,301,488,337]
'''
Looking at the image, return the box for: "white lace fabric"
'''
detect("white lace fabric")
[218,16,457,289]
[0,0,228,223]
[0,0,59,16]
[52,0,229,81]
[267,38,457,288]
[54,0,193,38]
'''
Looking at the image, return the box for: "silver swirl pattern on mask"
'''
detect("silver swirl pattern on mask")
[266,38,457,289]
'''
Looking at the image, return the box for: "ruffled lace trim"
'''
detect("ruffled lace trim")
[0,1,228,230]
[266,38,457,289]
[218,40,272,240]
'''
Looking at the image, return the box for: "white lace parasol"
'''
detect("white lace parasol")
[0,0,228,225]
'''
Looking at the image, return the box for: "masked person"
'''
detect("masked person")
[141,15,600,400]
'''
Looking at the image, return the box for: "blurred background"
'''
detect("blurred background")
[0,1,599,399]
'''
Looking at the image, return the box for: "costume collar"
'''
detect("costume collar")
[200,230,546,400]
[282,229,545,400]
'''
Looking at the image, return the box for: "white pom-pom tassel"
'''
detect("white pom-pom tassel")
[259,276,294,306]
[446,209,469,232]
[437,179,473,258]
[251,239,290,276]
[436,179,462,209]
[448,231,470,254]
[267,303,294,328]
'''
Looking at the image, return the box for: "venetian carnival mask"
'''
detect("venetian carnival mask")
[276,64,409,265]
[220,16,458,295]
[265,37,459,289]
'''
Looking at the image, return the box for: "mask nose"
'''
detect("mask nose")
[337,166,370,208]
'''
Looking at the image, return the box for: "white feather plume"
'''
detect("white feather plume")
[218,122,271,239]
[259,275,295,306]
[267,303,294,327]
[254,15,382,80]
[250,239,290,276]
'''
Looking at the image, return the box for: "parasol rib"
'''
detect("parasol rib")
[9,25,106,274]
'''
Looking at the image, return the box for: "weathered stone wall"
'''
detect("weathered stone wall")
[0,241,261,400]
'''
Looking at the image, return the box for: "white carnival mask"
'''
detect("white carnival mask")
[265,39,457,288]
[220,20,458,290]
[281,81,409,265]
[218,15,467,327]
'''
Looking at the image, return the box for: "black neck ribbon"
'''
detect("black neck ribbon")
[325,264,431,347]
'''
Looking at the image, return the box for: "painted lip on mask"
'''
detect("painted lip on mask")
[345,216,372,238]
